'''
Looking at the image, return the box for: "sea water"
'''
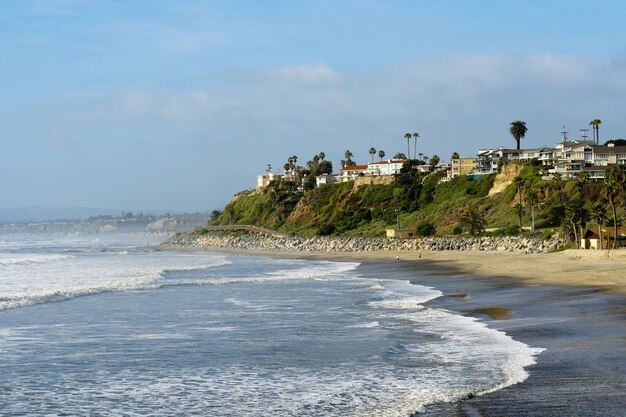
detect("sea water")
[0,234,543,416]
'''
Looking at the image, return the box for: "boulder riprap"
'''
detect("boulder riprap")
[164,232,565,254]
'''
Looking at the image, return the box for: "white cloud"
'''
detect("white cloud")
[47,53,626,157]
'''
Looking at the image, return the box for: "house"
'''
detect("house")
[448,157,477,179]
[315,174,338,187]
[257,172,283,188]
[338,164,368,182]
[365,159,405,176]
[581,227,626,249]
[553,143,626,180]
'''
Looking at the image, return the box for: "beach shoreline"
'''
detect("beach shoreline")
[158,243,626,416]
[159,244,626,295]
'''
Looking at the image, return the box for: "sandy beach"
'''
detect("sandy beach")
[163,245,626,294]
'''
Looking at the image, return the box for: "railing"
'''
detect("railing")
[202,225,288,238]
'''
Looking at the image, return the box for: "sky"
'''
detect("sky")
[2,0,626,213]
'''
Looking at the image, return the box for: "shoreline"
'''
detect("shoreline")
[157,244,626,415]
[159,244,626,295]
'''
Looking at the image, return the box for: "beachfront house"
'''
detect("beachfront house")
[338,164,368,182]
[257,172,284,188]
[582,227,626,249]
[365,159,405,176]
[448,157,478,180]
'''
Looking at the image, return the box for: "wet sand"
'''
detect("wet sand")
[355,259,626,416]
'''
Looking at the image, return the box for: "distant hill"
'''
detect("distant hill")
[0,206,121,223]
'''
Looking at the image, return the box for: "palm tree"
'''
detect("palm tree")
[429,154,440,170]
[459,205,486,236]
[412,132,420,161]
[451,151,460,160]
[404,133,412,159]
[589,119,602,144]
[590,202,606,249]
[378,150,386,161]
[344,150,355,167]
[525,188,538,231]
[509,120,528,150]
[369,147,376,162]
[552,172,565,207]
[603,168,620,249]
[564,202,583,248]
[319,152,325,161]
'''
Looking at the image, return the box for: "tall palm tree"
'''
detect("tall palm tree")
[412,132,420,162]
[525,188,537,231]
[404,133,412,159]
[589,119,602,144]
[603,169,619,249]
[368,147,376,162]
[451,151,460,160]
[378,150,386,161]
[509,120,528,150]
[590,202,606,249]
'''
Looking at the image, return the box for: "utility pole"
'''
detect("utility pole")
[580,129,589,141]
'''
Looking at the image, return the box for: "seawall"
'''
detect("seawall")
[164,233,565,254]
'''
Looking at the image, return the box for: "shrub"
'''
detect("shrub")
[415,221,436,236]
[318,223,335,235]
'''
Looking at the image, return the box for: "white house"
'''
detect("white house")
[365,159,405,176]
[257,172,283,188]
[338,164,368,182]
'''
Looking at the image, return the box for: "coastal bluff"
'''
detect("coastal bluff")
[164,232,565,254]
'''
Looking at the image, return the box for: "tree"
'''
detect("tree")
[343,150,355,167]
[451,151,460,160]
[525,188,538,231]
[393,152,407,160]
[412,132,420,162]
[509,120,528,150]
[378,150,386,161]
[429,154,440,170]
[369,147,377,162]
[459,205,486,236]
[604,139,626,146]
[575,171,591,199]
[590,202,607,249]
[512,176,524,228]
[319,152,325,161]
[603,168,620,249]
[514,203,525,231]
[315,160,333,175]
[404,133,412,159]
[552,172,565,207]
[564,202,584,248]
[589,119,602,144]
[266,164,272,172]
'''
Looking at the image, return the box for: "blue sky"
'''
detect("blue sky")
[2,0,626,212]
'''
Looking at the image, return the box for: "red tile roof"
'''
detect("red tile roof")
[339,164,368,171]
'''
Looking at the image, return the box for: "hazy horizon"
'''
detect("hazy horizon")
[3,0,626,212]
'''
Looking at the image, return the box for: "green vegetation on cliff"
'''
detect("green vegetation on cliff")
[212,161,617,240]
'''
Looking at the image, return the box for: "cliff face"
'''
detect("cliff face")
[489,162,524,197]
[211,161,601,237]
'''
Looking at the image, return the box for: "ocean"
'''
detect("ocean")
[0,234,544,416]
